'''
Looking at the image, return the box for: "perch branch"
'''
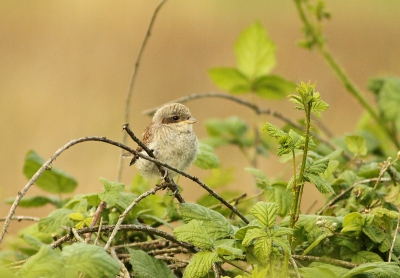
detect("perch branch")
[292,254,357,269]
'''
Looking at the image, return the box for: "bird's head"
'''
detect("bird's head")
[153,103,197,131]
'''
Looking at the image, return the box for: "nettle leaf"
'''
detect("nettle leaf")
[174,220,214,249]
[252,75,296,99]
[129,249,175,278]
[16,245,62,278]
[179,203,233,239]
[194,142,220,169]
[343,262,400,278]
[235,21,276,79]
[38,208,74,233]
[23,150,78,194]
[183,251,221,278]
[208,67,250,93]
[5,195,61,208]
[98,178,136,210]
[341,212,364,235]
[345,135,367,156]
[250,202,278,228]
[62,243,120,278]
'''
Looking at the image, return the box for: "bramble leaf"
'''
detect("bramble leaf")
[208,67,250,93]
[252,75,296,99]
[174,220,214,249]
[194,142,220,169]
[183,251,221,278]
[251,202,278,228]
[345,135,367,156]
[98,178,136,209]
[38,208,74,233]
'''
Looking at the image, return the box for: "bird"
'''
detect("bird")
[130,103,199,180]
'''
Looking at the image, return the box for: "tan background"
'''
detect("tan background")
[1,1,400,238]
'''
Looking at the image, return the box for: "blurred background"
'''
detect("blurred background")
[1,0,400,236]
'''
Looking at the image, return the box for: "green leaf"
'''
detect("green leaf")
[242,227,268,247]
[253,236,272,262]
[374,77,400,121]
[0,266,15,278]
[183,251,221,278]
[341,212,364,235]
[23,150,78,194]
[174,220,214,249]
[244,167,269,183]
[194,142,220,169]
[305,173,335,194]
[263,122,286,139]
[179,203,233,239]
[311,94,329,119]
[38,208,74,233]
[61,243,120,278]
[5,195,61,208]
[20,234,44,250]
[253,75,296,99]
[129,249,175,278]
[300,263,347,278]
[16,245,62,278]
[250,202,278,228]
[302,232,330,256]
[350,251,384,264]
[208,67,250,93]
[345,135,367,156]
[363,225,386,243]
[343,262,400,278]
[205,117,251,148]
[215,243,245,260]
[305,157,330,174]
[98,178,136,209]
[235,21,276,79]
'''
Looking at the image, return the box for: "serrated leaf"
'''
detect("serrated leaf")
[69,213,84,221]
[242,227,268,247]
[345,135,367,156]
[179,203,233,239]
[300,264,347,278]
[183,251,221,278]
[244,167,269,183]
[208,67,250,93]
[363,225,386,243]
[16,245,62,278]
[305,173,335,194]
[302,232,330,256]
[375,77,400,121]
[174,220,214,249]
[343,262,400,278]
[341,212,364,235]
[234,219,263,240]
[264,183,292,217]
[311,97,329,119]
[194,142,220,169]
[20,234,44,250]
[253,75,296,99]
[350,251,384,263]
[38,208,74,233]
[62,243,120,277]
[23,150,78,194]
[251,202,278,228]
[129,249,175,278]
[263,122,286,139]
[205,117,251,148]
[235,21,276,79]
[98,178,136,209]
[305,157,330,174]
[216,244,245,260]
[253,236,272,262]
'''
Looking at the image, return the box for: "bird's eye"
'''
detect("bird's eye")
[172,116,179,121]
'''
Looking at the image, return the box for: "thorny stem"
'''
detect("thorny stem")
[293,0,400,150]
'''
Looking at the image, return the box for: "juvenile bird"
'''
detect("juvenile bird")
[130,103,199,179]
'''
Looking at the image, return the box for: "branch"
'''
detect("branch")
[104,184,168,250]
[292,254,358,269]
[389,206,400,262]
[116,0,168,182]
[0,216,40,222]
[51,224,196,252]
[85,201,106,243]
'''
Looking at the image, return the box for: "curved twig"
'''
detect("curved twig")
[116,0,168,182]
[104,184,168,250]
[292,254,357,269]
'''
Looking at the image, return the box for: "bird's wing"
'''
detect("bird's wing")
[130,123,154,165]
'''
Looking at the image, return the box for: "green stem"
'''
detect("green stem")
[293,0,399,150]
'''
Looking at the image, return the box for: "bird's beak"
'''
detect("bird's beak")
[183,117,197,124]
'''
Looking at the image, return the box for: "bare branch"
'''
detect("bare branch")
[86,201,106,243]
[116,0,168,182]
[0,216,40,222]
[292,254,357,269]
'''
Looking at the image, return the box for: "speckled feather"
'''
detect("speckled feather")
[132,103,199,179]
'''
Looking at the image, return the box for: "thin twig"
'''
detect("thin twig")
[208,193,247,210]
[71,228,85,243]
[0,216,40,222]
[86,201,106,243]
[212,263,221,278]
[116,0,168,182]
[389,210,400,262]
[51,224,196,252]
[94,217,103,246]
[292,254,357,269]
[110,248,130,278]
[316,177,393,215]
[104,184,168,250]
[290,255,301,278]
